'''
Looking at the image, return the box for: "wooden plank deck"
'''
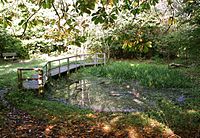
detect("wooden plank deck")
[22,61,103,90]
[23,80,39,89]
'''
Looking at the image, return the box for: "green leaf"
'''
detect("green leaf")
[18,20,25,26]
[141,3,151,10]
[131,8,140,15]
[150,0,159,5]
[143,46,149,53]
[83,8,91,14]
[42,2,47,9]
[111,14,117,20]
[91,16,97,22]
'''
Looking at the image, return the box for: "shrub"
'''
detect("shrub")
[0,29,28,58]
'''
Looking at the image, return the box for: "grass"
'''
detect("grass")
[79,61,193,88]
[6,90,92,123]
[147,96,200,136]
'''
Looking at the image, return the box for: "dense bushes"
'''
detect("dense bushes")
[0,29,28,58]
[89,21,158,59]
[0,29,67,58]
[156,25,200,62]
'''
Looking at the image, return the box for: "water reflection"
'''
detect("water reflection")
[48,78,147,112]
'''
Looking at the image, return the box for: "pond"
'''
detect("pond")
[47,75,155,112]
[47,75,189,112]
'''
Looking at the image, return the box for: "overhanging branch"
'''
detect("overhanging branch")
[52,1,61,31]
[20,6,42,37]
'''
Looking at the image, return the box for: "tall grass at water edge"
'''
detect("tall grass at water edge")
[81,61,193,88]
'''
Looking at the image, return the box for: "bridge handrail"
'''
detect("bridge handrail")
[17,53,106,89]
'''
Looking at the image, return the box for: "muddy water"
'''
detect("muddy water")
[47,75,190,112]
[47,76,152,112]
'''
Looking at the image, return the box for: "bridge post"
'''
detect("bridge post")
[17,69,23,89]
[103,53,106,65]
[48,62,51,77]
[94,54,97,66]
[67,58,70,74]
[45,64,48,79]
[59,60,61,77]
[38,68,44,94]
[83,54,85,66]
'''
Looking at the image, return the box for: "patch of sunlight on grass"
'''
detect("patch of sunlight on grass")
[4,64,12,68]
[130,63,139,67]
[86,113,97,119]
[101,123,112,133]
[110,116,123,125]
[126,127,143,138]
[187,109,198,114]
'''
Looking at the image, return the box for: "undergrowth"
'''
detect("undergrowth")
[79,61,193,88]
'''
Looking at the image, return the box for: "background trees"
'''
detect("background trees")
[0,0,199,62]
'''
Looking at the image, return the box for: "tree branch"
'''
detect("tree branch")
[52,1,61,31]
[20,6,42,37]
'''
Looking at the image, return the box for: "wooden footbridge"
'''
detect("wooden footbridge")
[17,53,106,90]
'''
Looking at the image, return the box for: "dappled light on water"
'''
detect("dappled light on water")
[48,78,148,112]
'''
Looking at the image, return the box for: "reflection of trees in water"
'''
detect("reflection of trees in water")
[67,79,116,110]
[52,78,147,112]
[66,79,136,112]
[67,79,91,107]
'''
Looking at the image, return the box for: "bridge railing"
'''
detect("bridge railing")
[17,53,106,90]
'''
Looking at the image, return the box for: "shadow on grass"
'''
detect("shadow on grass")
[7,90,199,137]
[147,97,200,138]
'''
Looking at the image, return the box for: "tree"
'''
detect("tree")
[0,0,160,36]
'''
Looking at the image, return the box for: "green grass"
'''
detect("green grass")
[6,90,92,123]
[147,96,200,136]
[79,61,193,88]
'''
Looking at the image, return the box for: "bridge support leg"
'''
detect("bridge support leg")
[38,69,44,94]
[17,69,23,89]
